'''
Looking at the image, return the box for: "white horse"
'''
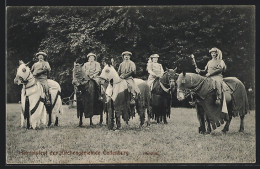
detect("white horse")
[14,61,63,129]
[99,64,151,129]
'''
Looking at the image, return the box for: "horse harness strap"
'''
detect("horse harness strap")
[25,96,45,116]
[25,80,37,89]
[52,91,61,109]
[159,81,170,93]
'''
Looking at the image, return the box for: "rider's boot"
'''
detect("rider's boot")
[130,92,136,105]
[215,83,221,105]
[45,91,51,106]
[97,83,103,101]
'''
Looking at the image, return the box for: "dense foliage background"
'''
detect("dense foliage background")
[7,6,255,106]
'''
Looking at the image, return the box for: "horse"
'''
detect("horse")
[175,72,249,134]
[150,68,177,124]
[99,64,151,130]
[14,61,63,129]
[72,63,104,127]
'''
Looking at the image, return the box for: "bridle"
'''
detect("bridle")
[18,70,36,89]
[159,71,176,93]
[177,74,207,100]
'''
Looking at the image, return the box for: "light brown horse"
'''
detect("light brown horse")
[176,72,249,134]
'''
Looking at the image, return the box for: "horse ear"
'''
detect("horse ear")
[173,67,177,72]
[166,67,169,71]
[183,71,186,76]
[19,60,24,65]
[25,61,31,66]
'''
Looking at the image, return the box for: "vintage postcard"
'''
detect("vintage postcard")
[6,5,256,164]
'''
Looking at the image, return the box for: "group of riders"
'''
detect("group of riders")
[31,47,226,106]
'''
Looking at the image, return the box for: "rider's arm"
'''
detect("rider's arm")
[147,63,156,76]
[208,61,226,76]
[36,62,51,75]
[160,64,164,77]
[123,62,136,79]
[90,62,101,78]
[117,63,122,76]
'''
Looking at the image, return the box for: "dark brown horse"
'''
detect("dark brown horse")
[150,68,177,124]
[176,72,249,134]
[72,63,104,127]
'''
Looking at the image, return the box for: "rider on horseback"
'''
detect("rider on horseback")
[196,47,227,105]
[31,51,51,106]
[146,54,164,91]
[118,51,140,105]
[83,53,103,101]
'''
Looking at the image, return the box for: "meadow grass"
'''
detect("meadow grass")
[6,104,255,164]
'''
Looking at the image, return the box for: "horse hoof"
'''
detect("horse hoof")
[221,130,227,134]
[239,129,244,132]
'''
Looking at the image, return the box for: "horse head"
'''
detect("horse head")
[14,60,31,85]
[99,64,120,83]
[72,62,89,87]
[161,67,178,93]
[176,72,204,101]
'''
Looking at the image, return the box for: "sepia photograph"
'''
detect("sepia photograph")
[6,5,255,164]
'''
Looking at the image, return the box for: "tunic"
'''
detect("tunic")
[83,61,101,82]
[147,62,164,87]
[31,61,51,91]
[118,60,140,94]
[205,59,226,81]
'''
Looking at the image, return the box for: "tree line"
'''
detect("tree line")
[7,6,255,105]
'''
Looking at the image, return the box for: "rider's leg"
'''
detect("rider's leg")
[94,78,103,101]
[42,80,51,105]
[215,80,222,105]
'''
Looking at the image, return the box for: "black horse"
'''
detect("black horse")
[72,63,104,127]
[150,68,177,124]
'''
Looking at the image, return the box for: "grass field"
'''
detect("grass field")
[6,104,255,164]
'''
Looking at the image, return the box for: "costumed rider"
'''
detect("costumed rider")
[31,51,51,106]
[195,47,227,105]
[83,52,103,100]
[118,51,140,105]
[146,54,164,90]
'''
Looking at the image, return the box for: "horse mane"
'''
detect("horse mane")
[73,64,90,82]
[159,71,169,85]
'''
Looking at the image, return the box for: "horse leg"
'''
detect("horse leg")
[107,102,114,130]
[26,117,30,129]
[79,112,83,127]
[222,103,233,133]
[146,108,151,126]
[99,111,103,126]
[90,117,93,126]
[222,114,233,133]
[196,104,206,134]
[21,111,24,128]
[115,112,121,129]
[47,106,52,127]
[54,117,58,126]
[139,109,145,128]
[205,115,212,134]
[239,115,245,132]
[163,114,167,124]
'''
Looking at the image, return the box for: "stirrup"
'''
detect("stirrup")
[215,98,221,105]
[130,99,135,105]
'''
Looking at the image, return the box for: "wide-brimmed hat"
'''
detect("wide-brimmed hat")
[36,52,47,57]
[87,53,96,59]
[150,54,159,58]
[209,48,218,53]
[121,51,132,56]
[209,47,222,60]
